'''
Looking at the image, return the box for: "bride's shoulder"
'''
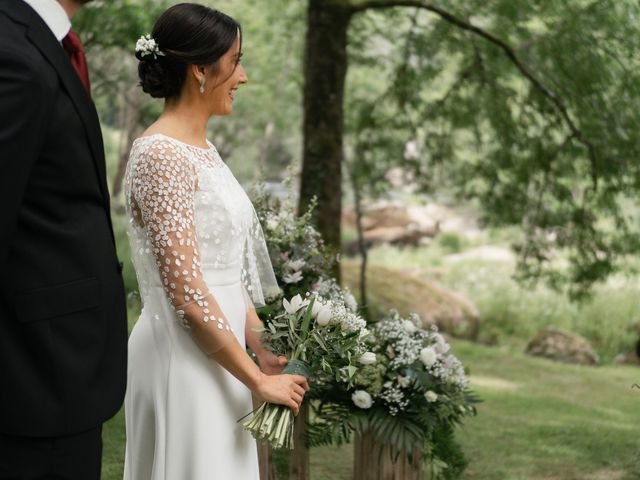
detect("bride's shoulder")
[130,133,189,162]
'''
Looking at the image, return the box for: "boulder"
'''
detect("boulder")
[525,327,599,366]
[341,261,480,340]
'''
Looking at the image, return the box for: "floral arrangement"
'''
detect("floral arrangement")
[308,310,479,476]
[253,193,336,302]
[243,293,370,449]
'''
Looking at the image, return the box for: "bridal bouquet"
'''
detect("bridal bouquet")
[242,293,369,449]
[308,310,479,474]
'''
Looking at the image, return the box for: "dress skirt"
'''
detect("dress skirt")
[123,272,259,480]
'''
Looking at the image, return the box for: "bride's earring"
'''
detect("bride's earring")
[199,79,206,94]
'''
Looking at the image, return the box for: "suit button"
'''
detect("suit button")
[117,261,124,273]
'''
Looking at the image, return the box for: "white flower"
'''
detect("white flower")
[266,217,279,230]
[135,34,165,59]
[397,375,411,388]
[352,390,373,409]
[282,294,308,314]
[386,345,395,359]
[433,333,450,354]
[315,305,332,326]
[402,320,417,333]
[420,347,437,367]
[358,352,376,365]
[286,259,306,272]
[283,271,303,284]
[344,292,358,312]
[424,390,438,403]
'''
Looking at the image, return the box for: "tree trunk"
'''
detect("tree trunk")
[287,402,310,480]
[298,0,352,280]
[112,85,143,204]
[353,430,423,480]
[348,161,370,320]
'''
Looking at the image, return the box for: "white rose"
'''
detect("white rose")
[358,352,377,365]
[397,375,411,388]
[315,306,333,326]
[424,390,438,403]
[282,294,308,314]
[403,320,417,333]
[352,390,373,409]
[420,347,437,367]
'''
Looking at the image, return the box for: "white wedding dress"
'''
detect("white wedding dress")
[122,134,279,480]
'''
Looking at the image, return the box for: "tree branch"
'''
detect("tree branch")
[349,0,599,188]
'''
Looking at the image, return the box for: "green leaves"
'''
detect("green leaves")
[343,0,640,297]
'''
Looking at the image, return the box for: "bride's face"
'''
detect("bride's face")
[205,33,247,116]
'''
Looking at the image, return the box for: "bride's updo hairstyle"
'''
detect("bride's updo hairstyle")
[136,3,241,99]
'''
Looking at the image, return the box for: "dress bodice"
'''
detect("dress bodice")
[124,134,279,351]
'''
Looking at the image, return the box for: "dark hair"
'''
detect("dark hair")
[136,3,242,99]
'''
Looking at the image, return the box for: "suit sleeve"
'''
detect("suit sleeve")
[0,49,48,269]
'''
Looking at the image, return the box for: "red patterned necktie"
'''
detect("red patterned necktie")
[62,30,91,96]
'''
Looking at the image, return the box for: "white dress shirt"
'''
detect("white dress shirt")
[21,0,70,41]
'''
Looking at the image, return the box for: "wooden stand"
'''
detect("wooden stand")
[287,402,310,480]
[353,430,423,480]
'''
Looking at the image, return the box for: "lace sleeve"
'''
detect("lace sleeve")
[241,207,281,307]
[129,140,236,354]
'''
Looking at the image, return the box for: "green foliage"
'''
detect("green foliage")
[344,0,640,297]
[438,232,463,254]
[428,424,468,480]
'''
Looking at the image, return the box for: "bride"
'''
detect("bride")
[122,4,309,479]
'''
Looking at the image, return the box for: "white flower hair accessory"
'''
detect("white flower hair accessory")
[135,34,165,59]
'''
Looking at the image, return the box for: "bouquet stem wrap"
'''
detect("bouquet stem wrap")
[242,359,312,449]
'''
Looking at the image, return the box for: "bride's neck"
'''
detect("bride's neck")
[158,99,209,144]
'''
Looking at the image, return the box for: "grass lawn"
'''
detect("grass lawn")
[102,339,640,480]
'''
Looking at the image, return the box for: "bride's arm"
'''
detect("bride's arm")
[243,293,288,375]
[130,141,236,354]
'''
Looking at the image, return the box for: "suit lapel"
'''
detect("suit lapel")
[3,1,112,213]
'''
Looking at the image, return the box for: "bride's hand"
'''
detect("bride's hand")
[253,373,310,416]
[257,350,288,375]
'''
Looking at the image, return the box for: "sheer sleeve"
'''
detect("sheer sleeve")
[129,141,236,354]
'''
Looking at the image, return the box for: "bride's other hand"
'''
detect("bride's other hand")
[257,351,288,375]
[254,373,309,416]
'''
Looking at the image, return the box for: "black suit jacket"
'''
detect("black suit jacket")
[0,0,127,437]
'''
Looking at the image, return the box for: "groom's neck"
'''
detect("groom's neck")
[57,0,83,19]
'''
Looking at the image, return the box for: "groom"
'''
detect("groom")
[0,0,127,478]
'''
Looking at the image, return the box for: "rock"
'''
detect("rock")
[614,352,640,365]
[444,246,515,264]
[341,261,480,340]
[525,327,599,366]
[361,205,413,230]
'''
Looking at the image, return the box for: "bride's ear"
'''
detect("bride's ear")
[190,64,208,91]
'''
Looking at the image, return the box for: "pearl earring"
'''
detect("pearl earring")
[199,79,205,94]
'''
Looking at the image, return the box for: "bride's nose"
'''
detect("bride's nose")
[238,64,248,84]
